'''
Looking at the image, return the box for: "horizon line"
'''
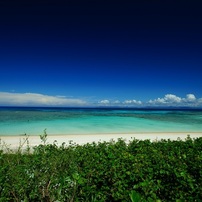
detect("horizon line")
[1,106,202,110]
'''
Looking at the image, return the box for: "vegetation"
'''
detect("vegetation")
[0,132,202,201]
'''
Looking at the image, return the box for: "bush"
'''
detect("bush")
[0,135,202,201]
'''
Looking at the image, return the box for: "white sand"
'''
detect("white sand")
[0,132,202,150]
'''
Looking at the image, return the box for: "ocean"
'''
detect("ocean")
[0,107,202,136]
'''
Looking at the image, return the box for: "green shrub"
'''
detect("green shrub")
[0,134,201,201]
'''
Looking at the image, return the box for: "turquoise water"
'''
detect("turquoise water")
[0,107,202,136]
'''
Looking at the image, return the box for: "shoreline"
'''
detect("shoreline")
[1,132,202,149]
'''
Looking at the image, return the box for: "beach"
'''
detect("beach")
[1,108,202,149]
[1,132,202,150]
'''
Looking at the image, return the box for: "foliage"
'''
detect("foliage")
[0,133,202,201]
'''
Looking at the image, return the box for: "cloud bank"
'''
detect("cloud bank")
[0,92,86,107]
[123,100,142,105]
[0,92,201,107]
[99,94,202,107]
[148,94,201,107]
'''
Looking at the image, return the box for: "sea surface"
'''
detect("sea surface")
[0,107,202,136]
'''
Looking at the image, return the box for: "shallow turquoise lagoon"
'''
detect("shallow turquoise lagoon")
[0,107,202,136]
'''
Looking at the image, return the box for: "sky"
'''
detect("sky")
[0,0,202,107]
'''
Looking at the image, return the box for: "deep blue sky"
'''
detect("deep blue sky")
[0,0,202,106]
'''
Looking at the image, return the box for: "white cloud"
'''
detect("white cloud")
[0,92,86,106]
[148,98,165,104]
[164,94,181,103]
[97,94,202,107]
[149,94,181,105]
[123,100,142,105]
[184,94,196,102]
[1,92,201,107]
[99,100,110,104]
[198,98,202,103]
[198,99,202,107]
[148,94,201,107]
[113,100,121,104]
[98,99,142,106]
